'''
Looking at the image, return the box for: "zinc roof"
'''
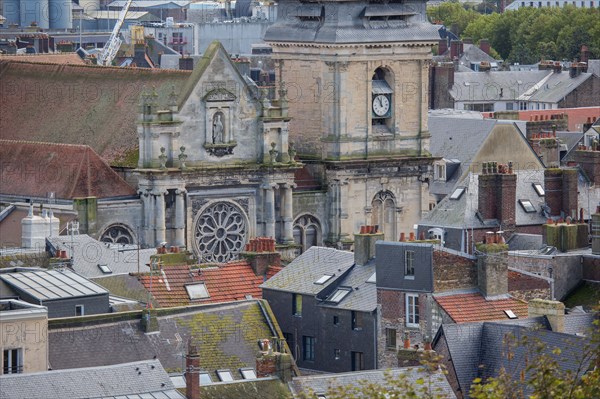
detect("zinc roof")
[0,269,108,301]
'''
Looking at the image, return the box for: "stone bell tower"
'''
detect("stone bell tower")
[264,0,439,244]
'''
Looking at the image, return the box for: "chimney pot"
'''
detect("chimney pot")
[400,232,406,242]
[409,232,415,241]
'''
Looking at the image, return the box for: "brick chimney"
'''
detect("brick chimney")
[354,225,384,266]
[574,148,600,186]
[241,237,281,276]
[544,168,578,218]
[185,341,200,399]
[476,244,508,299]
[479,39,490,55]
[438,38,448,56]
[528,299,565,332]
[450,40,463,60]
[580,45,589,64]
[478,162,517,233]
[256,338,293,383]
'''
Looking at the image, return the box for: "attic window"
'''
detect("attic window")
[504,309,518,319]
[240,368,257,380]
[199,372,213,385]
[450,187,465,200]
[97,264,112,274]
[532,183,545,196]
[217,370,234,382]
[315,274,333,285]
[185,283,209,300]
[366,272,376,283]
[328,288,351,304]
[519,199,536,213]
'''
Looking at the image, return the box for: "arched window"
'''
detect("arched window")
[293,215,322,254]
[371,191,397,241]
[100,224,136,245]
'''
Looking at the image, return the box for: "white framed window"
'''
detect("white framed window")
[2,348,22,374]
[532,183,545,196]
[314,274,333,285]
[240,368,257,379]
[328,288,351,304]
[435,164,446,181]
[405,294,420,328]
[405,251,415,277]
[75,305,84,316]
[199,372,213,384]
[217,370,234,382]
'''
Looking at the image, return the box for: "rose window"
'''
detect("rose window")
[194,202,248,263]
[100,225,135,244]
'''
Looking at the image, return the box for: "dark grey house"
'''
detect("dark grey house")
[0,268,110,318]
[261,245,378,373]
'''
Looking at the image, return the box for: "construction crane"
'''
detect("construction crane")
[97,0,134,66]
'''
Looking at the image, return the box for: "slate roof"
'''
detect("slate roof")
[562,312,598,336]
[429,117,497,165]
[434,321,593,398]
[108,0,190,7]
[421,170,547,229]
[47,235,155,278]
[261,246,355,295]
[0,140,137,199]
[458,43,497,66]
[264,1,440,44]
[289,367,457,398]
[520,72,596,103]
[0,359,183,399]
[138,262,280,307]
[0,268,108,301]
[0,61,190,164]
[434,292,529,323]
[451,70,550,102]
[506,233,543,251]
[320,261,377,313]
[49,300,278,381]
[589,60,600,77]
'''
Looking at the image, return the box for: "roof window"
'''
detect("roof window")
[327,288,351,304]
[518,199,536,213]
[450,187,466,200]
[185,283,209,300]
[315,274,333,285]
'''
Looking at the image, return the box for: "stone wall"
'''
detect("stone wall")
[433,249,477,293]
[582,255,600,281]
[507,253,583,300]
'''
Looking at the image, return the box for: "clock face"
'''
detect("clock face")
[372,95,390,117]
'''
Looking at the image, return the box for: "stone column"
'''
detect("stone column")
[282,183,296,243]
[154,189,167,246]
[327,180,340,243]
[263,183,276,238]
[174,188,186,247]
[151,133,161,168]
[143,191,155,247]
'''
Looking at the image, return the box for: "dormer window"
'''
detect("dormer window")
[435,164,446,181]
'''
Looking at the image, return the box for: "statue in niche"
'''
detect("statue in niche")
[212,112,225,144]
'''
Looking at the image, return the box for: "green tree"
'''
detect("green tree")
[427,3,480,36]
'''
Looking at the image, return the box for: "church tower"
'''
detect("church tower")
[265,0,439,244]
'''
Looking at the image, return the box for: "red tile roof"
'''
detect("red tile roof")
[0,140,136,199]
[434,292,529,323]
[482,107,600,132]
[138,261,280,308]
[0,60,191,164]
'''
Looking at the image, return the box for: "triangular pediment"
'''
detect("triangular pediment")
[177,40,253,109]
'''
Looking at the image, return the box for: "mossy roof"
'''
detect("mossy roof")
[48,300,280,381]
[197,378,291,399]
[0,60,190,164]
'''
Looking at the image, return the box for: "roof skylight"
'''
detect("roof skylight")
[314,274,333,285]
[450,187,465,200]
[366,272,376,283]
[217,370,234,382]
[185,283,210,300]
[328,288,351,304]
[199,372,213,385]
[532,183,545,196]
[240,368,257,380]
[518,199,536,213]
[504,309,518,319]
[97,264,112,274]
